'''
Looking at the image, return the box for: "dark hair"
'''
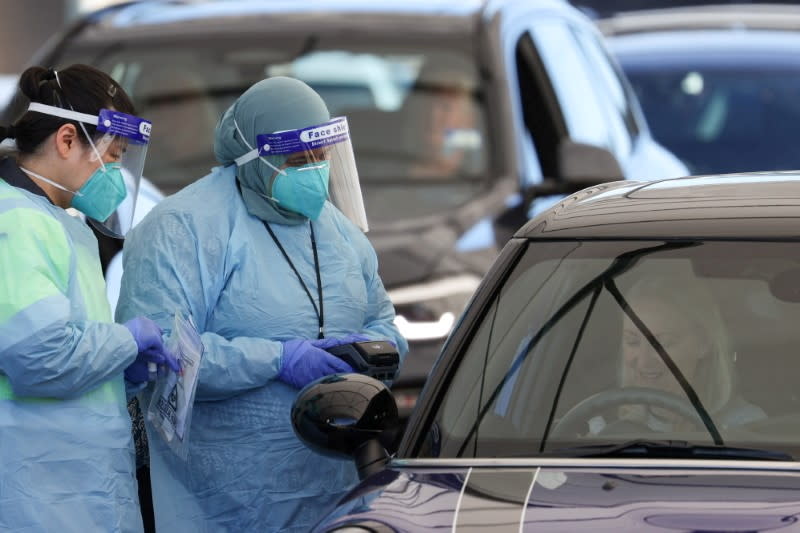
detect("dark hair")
[0,64,135,154]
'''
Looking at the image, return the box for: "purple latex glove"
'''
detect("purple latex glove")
[278,339,355,389]
[123,317,181,383]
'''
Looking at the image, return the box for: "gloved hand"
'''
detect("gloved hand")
[278,338,355,389]
[310,333,371,350]
[123,317,181,383]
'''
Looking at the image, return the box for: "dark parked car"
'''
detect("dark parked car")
[295,172,800,531]
[4,0,686,415]
[599,4,800,175]
[570,0,800,19]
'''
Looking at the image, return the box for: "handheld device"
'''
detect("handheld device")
[325,340,399,382]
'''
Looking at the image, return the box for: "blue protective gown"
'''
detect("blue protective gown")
[0,179,142,532]
[116,164,407,532]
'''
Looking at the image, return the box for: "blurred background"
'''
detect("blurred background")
[6,0,800,415]
[0,0,127,104]
[6,0,800,421]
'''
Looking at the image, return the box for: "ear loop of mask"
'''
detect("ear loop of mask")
[19,165,83,197]
[78,121,109,169]
[232,117,287,204]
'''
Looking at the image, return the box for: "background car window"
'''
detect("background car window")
[570,24,638,154]
[268,51,411,112]
[513,32,563,183]
[57,39,487,224]
[420,240,800,459]
[625,66,800,174]
[529,21,611,151]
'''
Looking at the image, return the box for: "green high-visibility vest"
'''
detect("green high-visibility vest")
[0,181,121,404]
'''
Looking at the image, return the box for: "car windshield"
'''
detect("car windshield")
[421,240,800,460]
[59,37,487,223]
[623,65,800,175]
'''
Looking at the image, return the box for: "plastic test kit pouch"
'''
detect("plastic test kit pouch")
[147,312,204,459]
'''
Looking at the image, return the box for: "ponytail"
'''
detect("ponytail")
[0,124,16,140]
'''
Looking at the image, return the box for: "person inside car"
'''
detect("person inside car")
[616,267,766,432]
[406,56,483,179]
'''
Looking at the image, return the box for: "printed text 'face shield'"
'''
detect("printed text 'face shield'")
[237,116,368,231]
[27,102,151,238]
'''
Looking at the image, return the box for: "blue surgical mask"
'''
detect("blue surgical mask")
[19,162,127,221]
[271,161,330,220]
[71,163,127,222]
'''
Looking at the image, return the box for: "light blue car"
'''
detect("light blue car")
[7,0,688,417]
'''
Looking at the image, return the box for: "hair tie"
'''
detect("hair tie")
[52,69,63,90]
[37,68,64,107]
[38,68,58,91]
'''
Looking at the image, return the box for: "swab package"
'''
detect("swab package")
[147,312,204,459]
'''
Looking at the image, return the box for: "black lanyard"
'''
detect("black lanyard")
[263,221,325,339]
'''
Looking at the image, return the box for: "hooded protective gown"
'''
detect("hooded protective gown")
[0,179,142,532]
[116,163,407,532]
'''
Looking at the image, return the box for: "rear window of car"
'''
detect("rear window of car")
[623,65,800,175]
[55,35,488,223]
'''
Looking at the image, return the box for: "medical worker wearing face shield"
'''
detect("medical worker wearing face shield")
[0,65,180,532]
[116,76,407,532]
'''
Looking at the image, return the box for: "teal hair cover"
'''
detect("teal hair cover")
[214,76,330,224]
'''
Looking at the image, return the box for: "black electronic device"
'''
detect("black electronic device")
[325,340,399,382]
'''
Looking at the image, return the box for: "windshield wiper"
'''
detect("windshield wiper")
[547,440,793,462]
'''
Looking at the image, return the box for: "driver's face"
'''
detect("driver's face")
[621,301,708,396]
[426,90,474,148]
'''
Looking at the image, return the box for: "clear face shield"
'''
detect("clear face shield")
[26,103,152,238]
[235,116,368,231]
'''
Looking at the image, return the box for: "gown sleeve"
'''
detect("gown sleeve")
[116,209,284,401]
[0,206,137,399]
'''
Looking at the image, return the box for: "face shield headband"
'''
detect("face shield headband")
[232,116,289,200]
[25,101,152,237]
[232,116,368,231]
[26,102,151,152]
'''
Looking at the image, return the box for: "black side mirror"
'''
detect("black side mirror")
[559,138,625,184]
[291,373,400,480]
[523,140,626,199]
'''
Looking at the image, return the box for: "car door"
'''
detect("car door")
[566,18,688,180]
[529,17,627,166]
[501,13,621,225]
[508,12,684,207]
[494,14,575,237]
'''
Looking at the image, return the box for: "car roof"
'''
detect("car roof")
[75,0,567,35]
[113,0,479,22]
[608,29,800,68]
[597,3,800,36]
[518,173,800,239]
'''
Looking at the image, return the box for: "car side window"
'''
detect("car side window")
[513,31,566,182]
[418,242,621,458]
[569,24,639,147]
[529,20,611,151]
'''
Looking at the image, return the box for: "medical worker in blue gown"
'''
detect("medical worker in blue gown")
[116,76,408,532]
[0,64,180,532]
